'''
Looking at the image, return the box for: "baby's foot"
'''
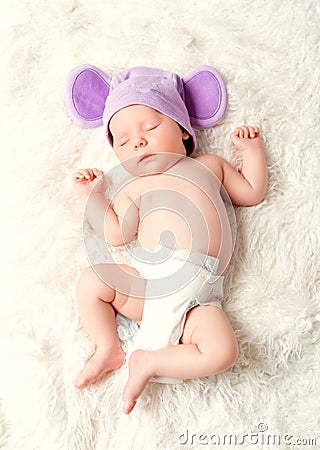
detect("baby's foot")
[74,346,125,388]
[122,350,154,414]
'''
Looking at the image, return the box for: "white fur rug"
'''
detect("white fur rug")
[1,0,319,449]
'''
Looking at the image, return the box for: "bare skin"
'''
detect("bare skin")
[72,105,268,414]
[73,264,145,389]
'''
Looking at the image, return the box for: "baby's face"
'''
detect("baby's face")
[109,105,189,175]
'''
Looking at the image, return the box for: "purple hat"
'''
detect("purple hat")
[103,67,196,150]
[66,64,228,154]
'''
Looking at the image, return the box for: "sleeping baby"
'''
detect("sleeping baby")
[67,65,268,414]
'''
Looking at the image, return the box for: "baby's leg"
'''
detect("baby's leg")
[122,305,238,414]
[74,264,145,388]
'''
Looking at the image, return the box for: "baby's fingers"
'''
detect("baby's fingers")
[72,171,85,181]
[248,126,259,138]
[241,126,251,138]
[92,168,104,178]
[233,127,247,138]
[231,128,243,140]
[85,168,94,179]
[232,126,259,139]
[73,168,93,180]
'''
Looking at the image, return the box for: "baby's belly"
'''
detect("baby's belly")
[137,209,223,257]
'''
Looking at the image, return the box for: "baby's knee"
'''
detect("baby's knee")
[76,266,97,295]
[224,340,238,369]
[212,340,238,374]
[204,339,238,375]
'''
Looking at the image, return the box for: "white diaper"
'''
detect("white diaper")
[129,245,225,383]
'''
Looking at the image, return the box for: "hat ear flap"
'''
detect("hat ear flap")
[66,65,111,128]
[183,65,228,128]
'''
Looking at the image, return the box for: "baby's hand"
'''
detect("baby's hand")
[230,126,262,152]
[72,168,104,201]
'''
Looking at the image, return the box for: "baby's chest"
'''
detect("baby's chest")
[138,176,221,218]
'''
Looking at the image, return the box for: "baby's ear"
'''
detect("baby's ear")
[183,65,228,128]
[66,64,111,128]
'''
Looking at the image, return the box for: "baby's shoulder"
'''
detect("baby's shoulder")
[112,176,141,207]
[193,154,224,181]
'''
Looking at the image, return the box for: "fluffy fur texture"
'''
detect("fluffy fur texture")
[1,0,319,449]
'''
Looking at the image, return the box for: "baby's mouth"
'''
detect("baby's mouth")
[138,153,156,163]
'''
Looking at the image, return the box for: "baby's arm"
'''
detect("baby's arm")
[197,126,267,206]
[219,126,268,206]
[72,168,138,245]
[197,127,268,206]
[111,187,140,244]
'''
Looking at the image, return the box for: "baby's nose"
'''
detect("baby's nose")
[134,137,147,149]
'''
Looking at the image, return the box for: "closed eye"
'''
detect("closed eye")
[118,138,129,147]
[146,123,159,131]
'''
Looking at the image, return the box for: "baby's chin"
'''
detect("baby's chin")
[121,153,183,176]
